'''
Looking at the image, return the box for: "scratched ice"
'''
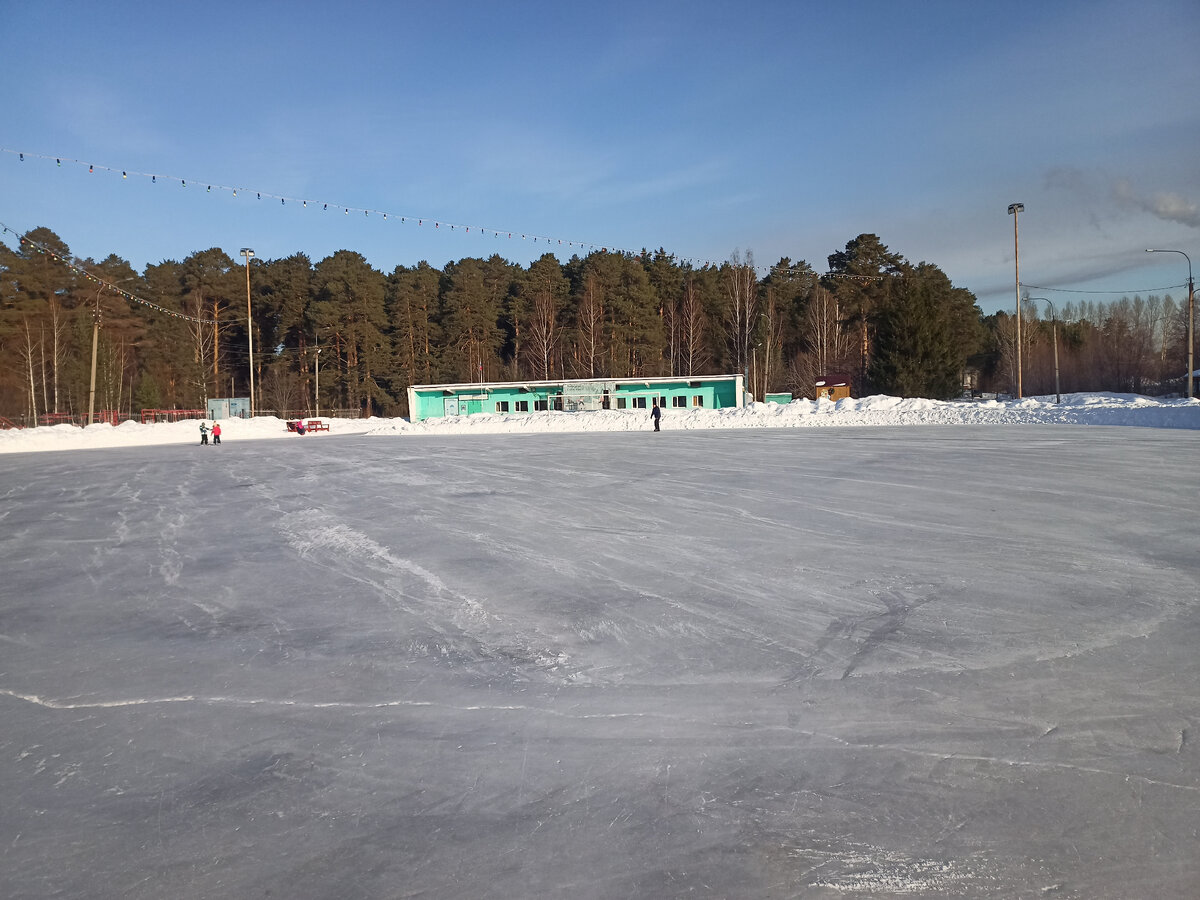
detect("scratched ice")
[1,402,1198,899]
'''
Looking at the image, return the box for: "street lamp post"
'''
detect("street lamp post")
[1008,203,1024,398]
[1145,249,1193,399]
[87,284,104,427]
[314,347,321,418]
[87,277,134,426]
[1026,297,1061,404]
[240,248,255,416]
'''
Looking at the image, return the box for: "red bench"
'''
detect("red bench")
[306,420,329,432]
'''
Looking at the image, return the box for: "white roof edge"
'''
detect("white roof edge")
[410,374,742,391]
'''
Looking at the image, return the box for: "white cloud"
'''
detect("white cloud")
[1112,179,1200,229]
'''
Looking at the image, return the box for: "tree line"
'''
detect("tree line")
[0,227,1191,424]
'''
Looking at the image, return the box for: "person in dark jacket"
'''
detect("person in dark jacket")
[199,422,209,445]
[651,401,662,432]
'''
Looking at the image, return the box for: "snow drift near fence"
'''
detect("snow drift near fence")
[1,393,1197,453]
[370,392,1200,435]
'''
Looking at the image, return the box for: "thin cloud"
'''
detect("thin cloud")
[1112,178,1200,229]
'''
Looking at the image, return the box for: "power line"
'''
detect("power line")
[1023,282,1186,296]
[1,148,705,267]
[2,147,895,278]
[0,218,219,324]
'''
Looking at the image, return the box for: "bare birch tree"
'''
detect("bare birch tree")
[574,272,605,378]
[723,250,758,376]
[679,276,707,377]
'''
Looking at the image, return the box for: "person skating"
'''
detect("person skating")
[651,401,662,432]
[199,421,209,445]
[212,422,221,445]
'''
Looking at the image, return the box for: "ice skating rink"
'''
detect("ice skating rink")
[2,426,1198,898]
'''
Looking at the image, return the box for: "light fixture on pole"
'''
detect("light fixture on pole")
[87,277,134,426]
[314,347,321,418]
[1026,297,1061,404]
[1145,249,1193,399]
[240,248,255,416]
[87,284,105,427]
[1008,203,1024,399]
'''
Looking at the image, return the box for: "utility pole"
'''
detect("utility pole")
[240,248,255,416]
[87,276,133,425]
[1145,249,1193,399]
[87,285,103,426]
[1008,203,1024,398]
[314,347,321,417]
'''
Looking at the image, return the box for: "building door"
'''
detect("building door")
[444,398,461,417]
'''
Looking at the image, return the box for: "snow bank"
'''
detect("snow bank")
[1,393,1197,454]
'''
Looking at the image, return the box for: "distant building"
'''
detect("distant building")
[814,376,852,401]
[407,375,744,422]
[206,398,251,420]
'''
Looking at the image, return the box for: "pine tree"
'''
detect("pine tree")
[386,261,442,400]
[826,234,904,392]
[310,251,390,415]
[870,262,982,399]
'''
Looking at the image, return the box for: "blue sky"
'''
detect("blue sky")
[2,0,1197,313]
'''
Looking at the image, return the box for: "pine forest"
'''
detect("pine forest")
[0,227,1192,425]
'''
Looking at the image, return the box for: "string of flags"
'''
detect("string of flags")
[2,148,646,259]
[0,219,220,325]
[2,147,890,278]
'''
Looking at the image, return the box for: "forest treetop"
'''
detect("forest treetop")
[1,227,1186,423]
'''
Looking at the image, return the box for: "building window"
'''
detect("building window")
[692,395,703,407]
[553,396,564,411]
[515,400,529,412]
[617,397,627,410]
[534,399,548,411]
[672,395,686,408]
[496,401,510,412]
[633,397,647,409]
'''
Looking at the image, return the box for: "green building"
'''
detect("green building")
[406,375,745,422]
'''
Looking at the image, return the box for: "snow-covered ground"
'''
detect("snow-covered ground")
[2,391,1198,454]
[2,396,1198,898]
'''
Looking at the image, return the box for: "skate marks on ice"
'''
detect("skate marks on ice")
[273,509,577,683]
[786,840,1010,896]
[778,562,1191,687]
[807,585,945,681]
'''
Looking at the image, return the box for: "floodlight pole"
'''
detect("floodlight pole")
[1145,249,1193,399]
[240,249,255,416]
[87,277,133,426]
[1008,203,1024,398]
[314,347,321,417]
[1026,297,1060,403]
[87,285,103,426]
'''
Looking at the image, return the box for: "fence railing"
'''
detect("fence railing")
[1,407,379,428]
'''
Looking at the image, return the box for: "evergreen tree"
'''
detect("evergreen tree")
[869,262,982,399]
[386,261,442,402]
[0,228,76,420]
[310,251,390,415]
[140,260,192,408]
[826,234,904,392]
[181,249,238,403]
[438,257,504,383]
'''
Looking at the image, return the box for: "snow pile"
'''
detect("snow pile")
[1,393,1197,454]
[370,392,1200,435]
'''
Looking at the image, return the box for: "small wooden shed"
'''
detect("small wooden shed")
[814,376,852,401]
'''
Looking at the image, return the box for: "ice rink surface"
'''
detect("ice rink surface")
[2,426,1198,898]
